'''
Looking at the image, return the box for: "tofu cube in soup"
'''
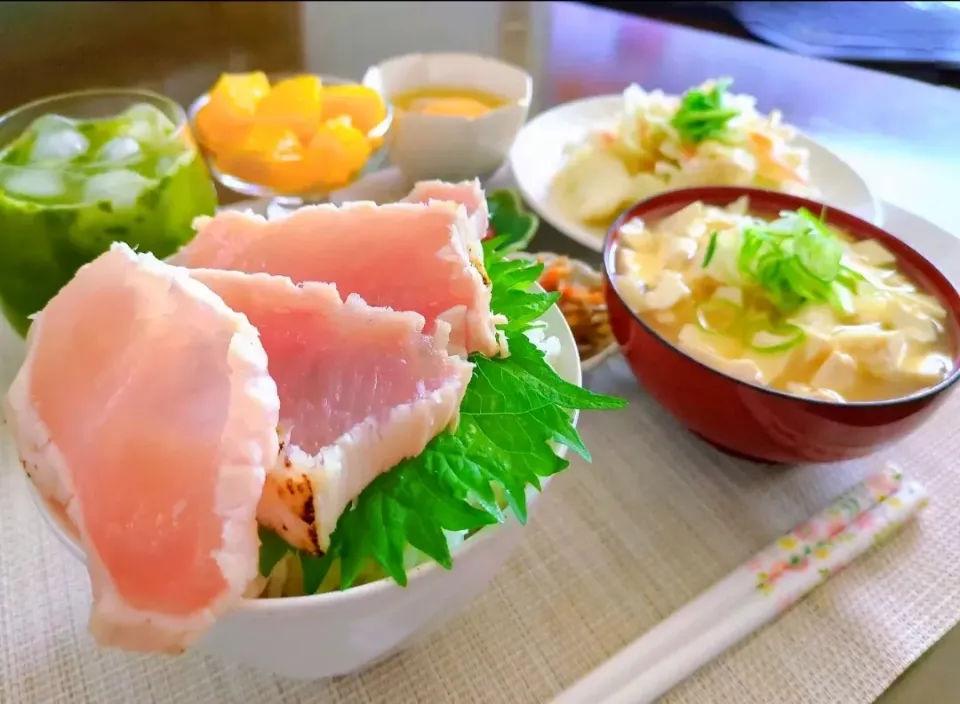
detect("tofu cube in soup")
[643,271,690,311]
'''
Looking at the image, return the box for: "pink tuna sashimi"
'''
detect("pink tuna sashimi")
[190,269,475,554]
[173,198,498,358]
[3,243,280,654]
[403,178,490,238]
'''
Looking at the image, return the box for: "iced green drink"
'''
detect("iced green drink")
[0,89,217,336]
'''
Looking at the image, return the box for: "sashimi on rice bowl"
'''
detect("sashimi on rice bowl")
[6,179,625,662]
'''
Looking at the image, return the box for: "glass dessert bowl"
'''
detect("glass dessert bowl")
[188,72,392,219]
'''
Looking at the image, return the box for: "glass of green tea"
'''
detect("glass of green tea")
[0,88,217,336]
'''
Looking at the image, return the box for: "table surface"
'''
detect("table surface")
[4,1,959,701]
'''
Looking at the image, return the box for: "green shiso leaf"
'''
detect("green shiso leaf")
[260,235,627,593]
[258,524,294,578]
[486,188,539,252]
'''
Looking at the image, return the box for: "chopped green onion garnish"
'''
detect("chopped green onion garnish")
[670,79,740,145]
[736,208,858,314]
[828,280,856,317]
[702,231,719,268]
[835,266,865,291]
[747,323,806,353]
[696,298,740,333]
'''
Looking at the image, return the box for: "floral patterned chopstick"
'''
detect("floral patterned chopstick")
[553,465,904,702]
[551,466,927,704]
[749,464,903,597]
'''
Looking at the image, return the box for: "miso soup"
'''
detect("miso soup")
[390,85,510,118]
[612,199,955,403]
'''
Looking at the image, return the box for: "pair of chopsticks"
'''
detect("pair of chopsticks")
[551,464,928,704]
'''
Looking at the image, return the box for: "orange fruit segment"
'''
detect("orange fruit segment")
[198,73,380,194]
[242,124,302,160]
[303,117,372,190]
[217,124,303,189]
[320,85,387,136]
[254,75,324,144]
[215,72,272,113]
[270,158,316,194]
[196,72,271,152]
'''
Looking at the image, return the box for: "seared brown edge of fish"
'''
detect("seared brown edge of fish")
[271,467,322,555]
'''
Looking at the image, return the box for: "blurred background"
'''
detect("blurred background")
[590,0,960,86]
[1,1,955,216]
[0,3,304,112]
[2,0,958,117]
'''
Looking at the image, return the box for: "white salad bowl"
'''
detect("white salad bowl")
[29,295,581,680]
[362,52,533,183]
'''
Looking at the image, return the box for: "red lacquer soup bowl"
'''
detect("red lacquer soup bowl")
[602,186,960,464]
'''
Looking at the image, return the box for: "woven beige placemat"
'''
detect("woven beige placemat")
[2,203,959,704]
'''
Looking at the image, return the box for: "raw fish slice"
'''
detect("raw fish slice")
[403,178,490,238]
[190,269,475,554]
[4,243,280,654]
[172,199,498,358]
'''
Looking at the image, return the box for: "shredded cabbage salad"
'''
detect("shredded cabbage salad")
[553,79,819,225]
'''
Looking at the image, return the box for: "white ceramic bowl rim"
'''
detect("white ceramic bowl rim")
[363,52,534,117]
